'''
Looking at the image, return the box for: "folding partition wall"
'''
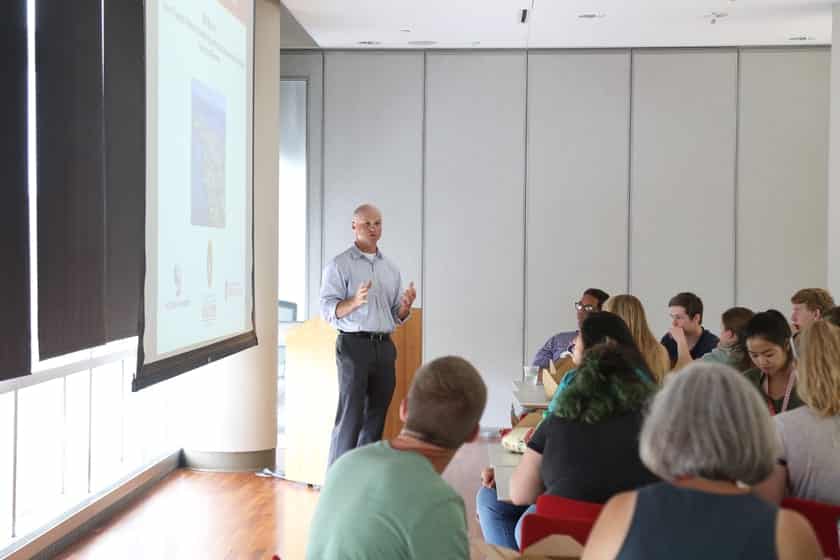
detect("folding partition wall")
[284,47,830,426]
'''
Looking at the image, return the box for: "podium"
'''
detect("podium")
[284,310,423,486]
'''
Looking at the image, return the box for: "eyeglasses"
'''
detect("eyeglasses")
[574,301,596,313]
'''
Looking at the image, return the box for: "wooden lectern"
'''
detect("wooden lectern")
[284,309,423,486]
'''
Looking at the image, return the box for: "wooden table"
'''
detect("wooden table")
[488,440,523,502]
[487,380,550,501]
[512,380,550,409]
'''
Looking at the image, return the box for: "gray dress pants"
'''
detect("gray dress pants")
[327,332,397,467]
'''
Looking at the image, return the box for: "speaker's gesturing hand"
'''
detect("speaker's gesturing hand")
[398,282,416,319]
[353,280,372,310]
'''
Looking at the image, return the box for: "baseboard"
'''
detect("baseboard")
[3,450,181,560]
[181,448,276,472]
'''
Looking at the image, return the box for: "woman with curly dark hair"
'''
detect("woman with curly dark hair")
[543,311,654,417]
[476,334,659,550]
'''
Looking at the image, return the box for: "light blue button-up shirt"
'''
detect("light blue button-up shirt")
[320,244,405,333]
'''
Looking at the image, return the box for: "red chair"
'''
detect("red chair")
[519,513,592,551]
[781,497,840,559]
[536,494,603,522]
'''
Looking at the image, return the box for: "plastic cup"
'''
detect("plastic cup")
[523,366,539,385]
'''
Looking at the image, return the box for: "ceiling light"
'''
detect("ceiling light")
[578,13,605,19]
[705,12,727,24]
[357,40,381,46]
[408,40,437,46]
[400,29,411,33]
[471,41,481,46]
[788,35,815,41]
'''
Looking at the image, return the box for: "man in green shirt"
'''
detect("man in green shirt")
[306,356,487,560]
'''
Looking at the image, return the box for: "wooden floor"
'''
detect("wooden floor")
[56,439,491,560]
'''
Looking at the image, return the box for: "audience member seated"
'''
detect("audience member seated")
[755,320,840,506]
[744,310,804,415]
[700,306,754,372]
[305,356,486,560]
[582,363,821,560]
[477,343,658,551]
[604,294,670,383]
[545,312,655,416]
[531,288,610,369]
[790,289,835,356]
[820,305,840,327]
[660,292,719,369]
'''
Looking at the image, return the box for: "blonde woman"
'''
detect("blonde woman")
[756,320,840,506]
[604,295,670,383]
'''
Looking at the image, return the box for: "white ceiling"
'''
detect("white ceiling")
[281,0,834,49]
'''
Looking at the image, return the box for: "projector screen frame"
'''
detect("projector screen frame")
[134,0,258,392]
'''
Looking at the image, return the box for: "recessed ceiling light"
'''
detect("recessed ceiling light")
[400,28,411,33]
[357,40,381,46]
[705,11,727,24]
[408,40,437,46]
[471,41,481,46]
[578,13,605,19]
[788,35,815,41]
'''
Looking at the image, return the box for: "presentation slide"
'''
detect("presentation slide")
[143,0,254,365]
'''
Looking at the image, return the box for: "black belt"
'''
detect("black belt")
[339,330,390,341]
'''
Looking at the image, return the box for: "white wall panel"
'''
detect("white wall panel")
[323,52,424,303]
[525,51,630,362]
[425,52,526,428]
[831,9,840,298]
[630,50,737,337]
[737,48,829,312]
[280,52,323,320]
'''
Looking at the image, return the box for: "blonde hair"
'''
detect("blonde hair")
[798,321,840,416]
[604,295,670,383]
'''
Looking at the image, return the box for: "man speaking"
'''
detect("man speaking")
[320,204,416,466]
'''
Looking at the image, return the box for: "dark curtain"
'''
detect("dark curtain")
[36,0,107,359]
[0,1,31,380]
[103,0,145,342]
[36,0,147,358]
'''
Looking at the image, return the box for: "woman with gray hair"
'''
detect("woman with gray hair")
[582,362,821,560]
